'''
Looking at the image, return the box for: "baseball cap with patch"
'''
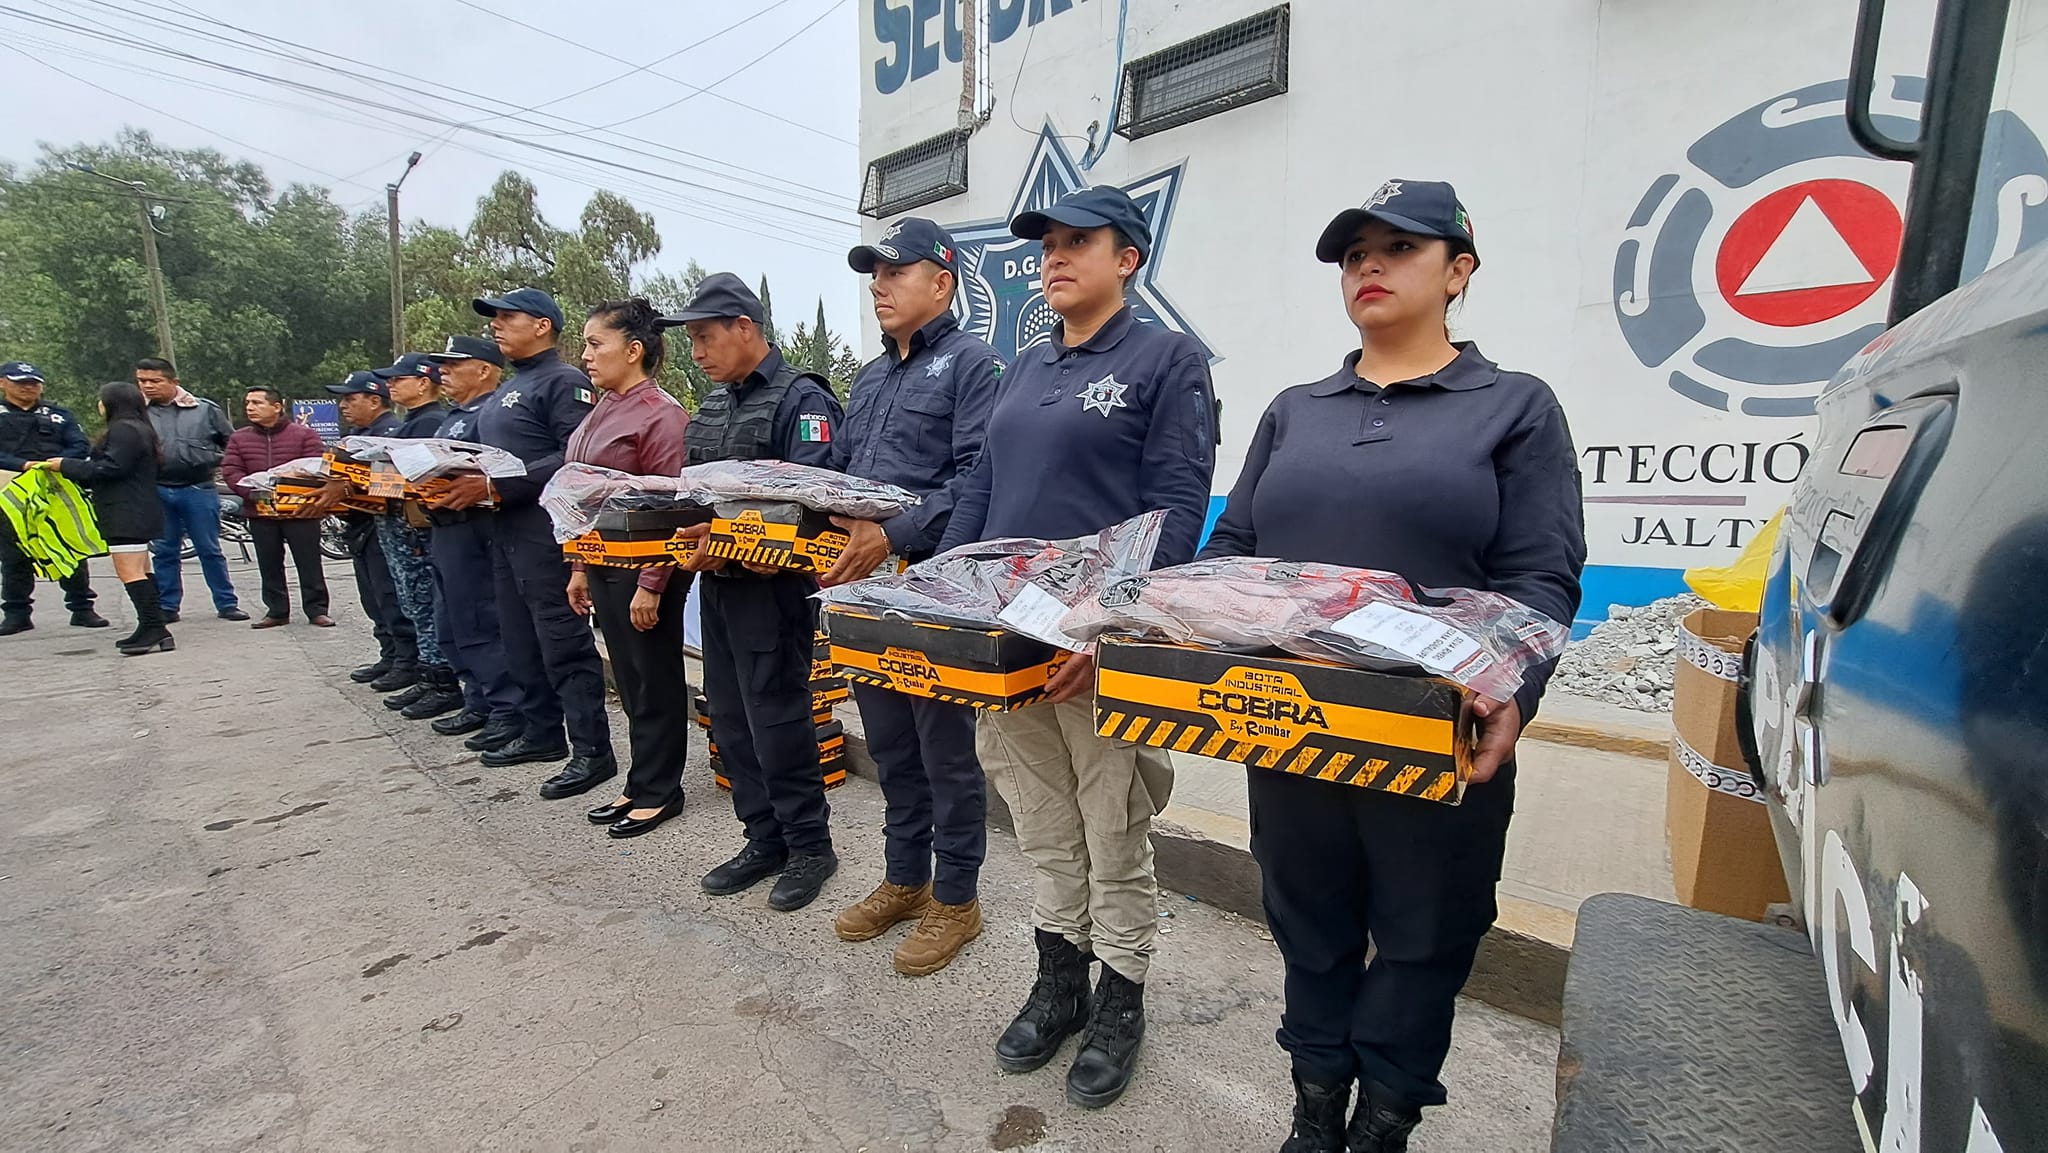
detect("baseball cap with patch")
[373,352,443,383]
[848,217,959,274]
[427,334,507,368]
[1316,180,1479,266]
[324,370,390,399]
[1,361,46,383]
[472,286,566,330]
[659,272,767,326]
[1010,186,1154,267]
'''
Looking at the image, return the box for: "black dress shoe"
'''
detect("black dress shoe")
[218,607,250,622]
[768,851,839,912]
[607,795,684,839]
[433,709,490,737]
[350,658,393,684]
[479,734,570,768]
[70,610,110,628]
[400,687,465,720]
[383,682,431,710]
[464,720,523,752]
[701,842,789,896]
[537,754,617,800]
[370,665,419,693]
[586,798,635,824]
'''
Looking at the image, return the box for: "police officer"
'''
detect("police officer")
[667,273,844,912]
[1202,182,1584,1153]
[936,186,1216,1109]
[422,335,524,750]
[820,219,1002,976]
[324,371,420,693]
[368,352,464,721]
[436,288,614,797]
[0,361,106,633]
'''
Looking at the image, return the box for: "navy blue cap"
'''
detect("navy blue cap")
[1316,180,1479,266]
[0,361,45,383]
[660,272,766,326]
[325,370,390,399]
[849,217,959,274]
[1010,186,1153,267]
[473,287,566,331]
[426,334,506,368]
[374,352,443,383]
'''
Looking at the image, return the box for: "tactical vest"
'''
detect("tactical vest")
[684,365,828,465]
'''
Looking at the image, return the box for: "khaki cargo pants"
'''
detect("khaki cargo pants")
[977,698,1175,982]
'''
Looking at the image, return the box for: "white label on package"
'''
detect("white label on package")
[998,582,1083,651]
[1331,602,1489,682]
[386,443,439,480]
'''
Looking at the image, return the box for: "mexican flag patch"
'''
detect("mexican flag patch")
[798,414,832,443]
[575,386,595,405]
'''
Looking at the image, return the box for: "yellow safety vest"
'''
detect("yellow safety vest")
[0,469,107,579]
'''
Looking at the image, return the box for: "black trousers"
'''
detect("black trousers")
[587,566,692,806]
[1247,764,1516,1109]
[700,572,830,855]
[430,516,520,725]
[248,516,328,621]
[352,524,416,664]
[853,684,986,905]
[489,504,610,757]
[0,518,94,616]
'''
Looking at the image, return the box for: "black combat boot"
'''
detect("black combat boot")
[369,661,419,693]
[1065,964,1145,1108]
[1279,1071,1351,1152]
[995,929,1094,1074]
[400,668,465,719]
[1345,1079,1422,1153]
[350,657,393,684]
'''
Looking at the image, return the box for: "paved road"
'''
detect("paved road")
[0,559,1558,1152]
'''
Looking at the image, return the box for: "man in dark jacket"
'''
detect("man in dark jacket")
[324,371,419,692]
[136,356,246,622]
[222,385,331,629]
[0,360,106,633]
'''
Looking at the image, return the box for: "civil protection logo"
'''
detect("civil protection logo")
[1614,76,2048,418]
[943,124,1210,363]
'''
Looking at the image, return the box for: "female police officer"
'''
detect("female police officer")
[938,185,1216,1109]
[1201,181,1584,1152]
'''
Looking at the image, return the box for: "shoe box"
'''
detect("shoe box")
[559,508,709,567]
[701,501,851,575]
[822,606,1070,712]
[697,631,848,791]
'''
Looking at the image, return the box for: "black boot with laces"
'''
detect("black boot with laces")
[1278,1071,1351,1152]
[995,929,1093,1073]
[1065,964,1145,1108]
[1345,1078,1422,1153]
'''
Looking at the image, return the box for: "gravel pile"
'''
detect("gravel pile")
[1550,593,1709,713]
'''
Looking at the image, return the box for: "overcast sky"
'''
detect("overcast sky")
[0,0,866,339]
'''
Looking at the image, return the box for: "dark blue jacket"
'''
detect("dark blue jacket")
[831,312,1003,557]
[395,401,450,440]
[1201,343,1585,720]
[738,347,844,468]
[0,400,90,471]
[938,306,1215,567]
[475,349,595,507]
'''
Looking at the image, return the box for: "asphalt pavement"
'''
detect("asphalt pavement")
[0,557,1559,1152]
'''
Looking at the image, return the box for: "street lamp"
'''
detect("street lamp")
[71,163,177,365]
[387,150,424,360]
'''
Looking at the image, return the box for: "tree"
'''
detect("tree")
[756,274,778,346]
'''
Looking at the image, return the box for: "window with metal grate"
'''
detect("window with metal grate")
[1116,5,1291,141]
[860,130,972,219]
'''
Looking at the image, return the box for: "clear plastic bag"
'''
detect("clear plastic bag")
[675,460,921,520]
[337,436,526,481]
[540,463,705,543]
[1059,557,1570,701]
[242,455,331,495]
[816,511,1167,649]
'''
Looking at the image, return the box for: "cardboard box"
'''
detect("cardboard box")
[825,606,1069,712]
[262,475,388,517]
[1666,608,1787,920]
[710,719,848,791]
[694,688,845,730]
[703,501,849,574]
[1093,637,1473,805]
[559,509,707,568]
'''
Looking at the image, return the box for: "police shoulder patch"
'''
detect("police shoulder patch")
[574,386,595,406]
[797,413,833,443]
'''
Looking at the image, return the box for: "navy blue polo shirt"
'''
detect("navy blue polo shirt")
[475,348,594,506]
[832,312,1003,557]
[1201,342,1586,717]
[938,306,1215,566]
[394,401,449,440]
[736,347,844,468]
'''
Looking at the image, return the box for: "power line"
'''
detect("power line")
[564,0,848,135]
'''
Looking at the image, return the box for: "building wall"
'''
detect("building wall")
[859,0,2048,630]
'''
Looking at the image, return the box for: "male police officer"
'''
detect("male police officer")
[369,352,464,720]
[0,361,106,632]
[423,335,523,749]
[669,273,844,912]
[325,371,419,691]
[820,220,1003,975]
[436,288,614,798]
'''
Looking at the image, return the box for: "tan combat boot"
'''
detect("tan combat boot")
[893,898,983,976]
[834,880,932,942]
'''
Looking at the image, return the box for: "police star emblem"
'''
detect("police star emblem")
[1364,181,1402,210]
[926,352,955,379]
[1078,374,1128,418]
[500,390,521,408]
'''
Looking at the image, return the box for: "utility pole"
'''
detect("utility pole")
[387,151,424,360]
[71,163,177,365]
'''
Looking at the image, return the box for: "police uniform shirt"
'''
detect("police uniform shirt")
[436,393,491,443]
[394,401,450,440]
[475,348,595,506]
[356,410,402,438]
[1200,342,1585,718]
[832,312,1003,557]
[0,399,89,471]
[939,305,1215,567]
[738,347,844,468]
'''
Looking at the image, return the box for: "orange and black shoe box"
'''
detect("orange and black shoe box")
[561,508,708,568]
[1093,637,1475,806]
[263,474,389,516]
[824,606,1069,712]
[703,501,850,574]
[710,719,848,791]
